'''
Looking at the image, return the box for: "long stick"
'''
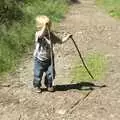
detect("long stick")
[47,27,54,83]
[70,36,94,79]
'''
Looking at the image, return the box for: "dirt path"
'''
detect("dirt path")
[0,0,120,119]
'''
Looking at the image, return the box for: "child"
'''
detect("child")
[33,15,72,93]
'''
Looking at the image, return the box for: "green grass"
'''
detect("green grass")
[71,53,107,82]
[96,0,120,19]
[0,0,69,74]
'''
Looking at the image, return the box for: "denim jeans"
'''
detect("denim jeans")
[33,57,55,88]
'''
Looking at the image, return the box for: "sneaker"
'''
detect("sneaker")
[47,87,54,92]
[33,87,42,93]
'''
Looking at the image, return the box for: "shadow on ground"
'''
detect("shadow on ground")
[69,0,80,4]
[55,82,106,91]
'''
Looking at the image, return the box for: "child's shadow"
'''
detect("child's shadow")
[70,0,80,4]
[55,82,106,91]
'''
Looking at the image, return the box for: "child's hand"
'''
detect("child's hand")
[62,33,73,43]
[44,22,49,27]
[66,33,72,39]
[44,22,50,31]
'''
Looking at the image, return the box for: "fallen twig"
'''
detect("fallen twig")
[0,84,11,87]
[67,90,92,114]
[19,114,22,120]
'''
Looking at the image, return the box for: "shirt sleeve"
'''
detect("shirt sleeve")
[35,31,43,43]
[34,33,40,57]
[35,32,38,43]
[51,31,70,44]
[50,32,63,44]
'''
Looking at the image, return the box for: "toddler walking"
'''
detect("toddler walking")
[33,15,72,93]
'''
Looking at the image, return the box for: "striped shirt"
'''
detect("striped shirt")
[34,31,63,61]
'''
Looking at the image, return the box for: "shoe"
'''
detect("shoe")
[47,87,54,92]
[33,87,42,93]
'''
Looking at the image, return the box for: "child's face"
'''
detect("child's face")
[36,25,44,31]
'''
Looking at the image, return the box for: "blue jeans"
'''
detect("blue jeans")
[33,57,55,88]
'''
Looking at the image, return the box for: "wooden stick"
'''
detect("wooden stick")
[70,36,94,79]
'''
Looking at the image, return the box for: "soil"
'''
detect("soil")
[0,0,120,120]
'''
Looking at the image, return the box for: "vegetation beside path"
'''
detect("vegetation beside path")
[71,53,107,82]
[0,0,69,73]
[96,0,120,19]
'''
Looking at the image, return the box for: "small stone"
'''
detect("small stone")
[56,109,66,115]
[19,68,23,71]
[19,98,26,103]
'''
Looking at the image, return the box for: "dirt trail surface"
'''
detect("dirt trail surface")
[0,0,120,119]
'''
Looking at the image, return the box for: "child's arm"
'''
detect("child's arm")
[33,33,40,57]
[62,33,72,43]
[34,24,48,57]
[51,32,72,44]
[36,25,47,41]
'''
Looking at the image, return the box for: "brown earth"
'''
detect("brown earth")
[0,0,120,120]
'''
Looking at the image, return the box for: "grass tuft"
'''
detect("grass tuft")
[96,0,120,19]
[71,53,107,82]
